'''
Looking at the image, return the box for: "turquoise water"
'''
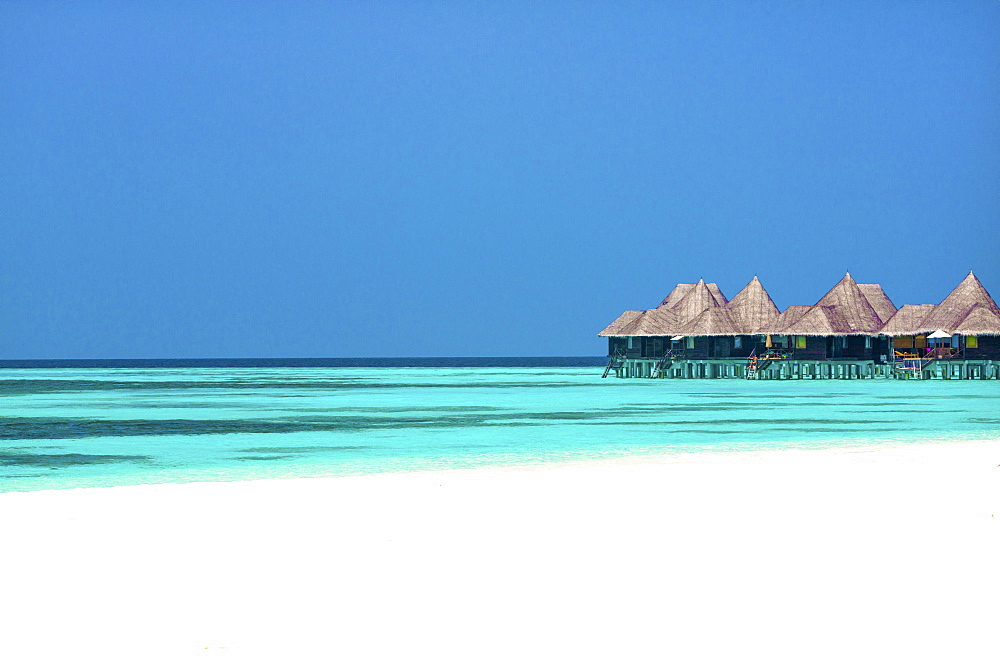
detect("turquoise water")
[2,365,998,492]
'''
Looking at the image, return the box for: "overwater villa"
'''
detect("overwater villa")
[599,272,1000,380]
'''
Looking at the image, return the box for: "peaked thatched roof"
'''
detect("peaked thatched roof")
[725,276,779,334]
[600,274,894,338]
[765,273,892,336]
[773,305,852,336]
[659,282,728,308]
[658,283,692,308]
[919,271,1000,333]
[858,284,897,322]
[952,304,1000,335]
[602,278,732,337]
[597,310,644,337]
[878,304,936,336]
[813,272,884,334]
[706,283,728,306]
[674,306,742,336]
[600,272,999,339]
[671,279,722,323]
[768,305,811,334]
[615,308,679,336]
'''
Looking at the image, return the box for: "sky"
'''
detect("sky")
[2,1,998,358]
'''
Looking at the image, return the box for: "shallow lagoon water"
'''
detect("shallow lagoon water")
[2,364,998,492]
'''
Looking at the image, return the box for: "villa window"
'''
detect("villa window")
[864,336,872,348]
[685,336,695,349]
[734,336,742,349]
[795,336,807,349]
[966,336,978,348]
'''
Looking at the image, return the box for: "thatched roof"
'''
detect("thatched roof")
[673,306,742,336]
[658,282,728,308]
[658,283,692,308]
[878,304,936,336]
[772,305,852,336]
[919,271,1000,333]
[602,278,733,338]
[599,273,883,339]
[725,276,779,334]
[598,272,1000,340]
[858,284,897,322]
[597,310,644,337]
[601,279,725,338]
[615,308,679,336]
[952,304,1000,335]
[768,305,810,334]
[707,283,728,306]
[670,279,722,323]
[813,272,885,334]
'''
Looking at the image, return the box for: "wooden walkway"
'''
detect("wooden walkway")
[608,358,1000,380]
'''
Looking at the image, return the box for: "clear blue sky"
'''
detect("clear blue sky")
[2,1,998,358]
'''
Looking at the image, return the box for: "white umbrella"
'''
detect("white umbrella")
[927,330,950,339]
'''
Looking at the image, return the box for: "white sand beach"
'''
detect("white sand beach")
[1,440,997,667]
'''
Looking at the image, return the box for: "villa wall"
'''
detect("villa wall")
[964,335,1000,360]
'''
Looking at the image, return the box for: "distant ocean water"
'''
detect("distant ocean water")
[2,357,998,492]
[0,357,607,369]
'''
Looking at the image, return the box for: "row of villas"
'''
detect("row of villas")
[598,272,1000,380]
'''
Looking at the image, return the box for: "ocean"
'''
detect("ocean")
[2,357,998,492]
